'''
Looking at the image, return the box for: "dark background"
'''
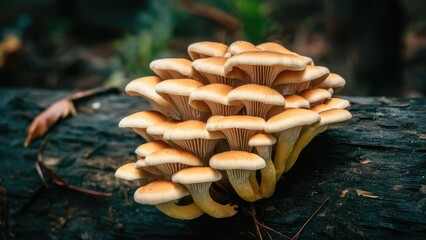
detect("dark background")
[0,0,425,97]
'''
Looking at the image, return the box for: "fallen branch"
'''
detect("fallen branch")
[292,196,330,239]
[36,136,112,197]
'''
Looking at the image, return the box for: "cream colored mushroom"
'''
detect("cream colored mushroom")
[311,98,351,113]
[314,73,346,93]
[226,40,260,57]
[210,151,265,202]
[149,58,206,83]
[189,83,244,116]
[299,88,332,107]
[155,79,211,121]
[172,167,237,218]
[264,109,320,179]
[134,141,170,174]
[146,120,180,145]
[285,109,352,172]
[187,41,228,60]
[228,84,285,118]
[256,42,314,65]
[115,162,159,186]
[118,111,168,141]
[224,51,306,86]
[163,120,225,164]
[134,180,204,220]
[267,95,310,119]
[248,133,277,198]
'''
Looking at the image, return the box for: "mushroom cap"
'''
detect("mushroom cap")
[248,133,277,147]
[118,111,168,128]
[206,115,266,131]
[155,79,204,96]
[164,120,225,140]
[192,57,244,79]
[146,120,180,136]
[273,65,330,85]
[224,51,306,73]
[315,73,346,92]
[187,41,228,60]
[115,162,152,180]
[311,98,350,113]
[124,76,172,107]
[209,151,266,170]
[256,42,314,65]
[149,58,202,80]
[172,167,222,184]
[227,41,260,56]
[264,109,320,133]
[144,148,203,166]
[299,88,332,104]
[317,109,352,126]
[189,83,237,108]
[284,95,310,109]
[135,141,170,157]
[228,84,285,106]
[134,180,190,205]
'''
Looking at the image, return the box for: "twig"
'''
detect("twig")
[292,196,330,239]
[67,86,119,102]
[37,136,112,197]
[35,162,48,188]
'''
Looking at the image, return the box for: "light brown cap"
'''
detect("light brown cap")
[164,120,224,140]
[149,58,205,81]
[299,88,332,105]
[134,180,190,205]
[284,95,311,109]
[209,151,266,170]
[144,148,203,166]
[273,65,330,86]
[226,41,260,56]
[187,41,228,60]
[189,83,240,110]
[206,115,266,131]
[315,73,346,92]
[125,76,171,106]
[248,133,276,147]
[172,167,222,184]
[115,162,153,180]
[228,84,285,106]
[146,120,180,137]
[155,78,205,97]
[118,111,168,128]
[135,141,170,157]
[264,109,320,133]
[316,109,352,126]
[311,98,351,113]
[192,57,245,79]
[256,42,314,65]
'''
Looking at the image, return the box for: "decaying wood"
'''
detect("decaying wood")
[1,88,425,239]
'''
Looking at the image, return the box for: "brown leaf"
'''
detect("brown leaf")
[419,134,426,140]
[24,99,76,147]
[355,189,379,199]
[340,189,349,198]
[360,159,372,165]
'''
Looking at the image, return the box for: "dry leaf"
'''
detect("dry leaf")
[355,189,379,199]
[340,189,349,198]
[419,134,426,140]
[24,99,76,147]
[360,159,372,165]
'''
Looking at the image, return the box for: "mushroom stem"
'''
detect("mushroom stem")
[249,171,260,197]
[155,201,204,220]
[186,183,237,218]
[284,125,327,172]
[228,170,262,202]
[256,147,276,198]
[274,127,302,180]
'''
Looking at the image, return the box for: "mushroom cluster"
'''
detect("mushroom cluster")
[115,41,351,219]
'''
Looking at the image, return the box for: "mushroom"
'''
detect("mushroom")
[314,73,346,93]
[115,162,159,186]
[256,42,314,65]
[267,95,310,119]
[118,111,168,141]
[124,76,179,118]
[146,119,180,144]
[155,79,211,121]
[264,109,320,179]
[149,58,206,83]
[311,98,351,113]
[187,41,228,60]
[144,148,203,179]
[228,84,285,118]
[226,40,260,57]
[134,141,170,175]
[285,109,352,172]
[209,151,265,202]
[206,115,265,152]
[224,51,306,86]
[134,180,204,220]
[172,166,237,218]
[248,133,277,198]
[189,83,244,116]
[163,120,225,164]
[272,65,330,95]
[299,88,332,107]
[192,57,248,88]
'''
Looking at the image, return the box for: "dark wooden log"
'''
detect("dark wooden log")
[0,88,425,239]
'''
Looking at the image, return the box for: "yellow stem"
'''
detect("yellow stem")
[155,201,204,220]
